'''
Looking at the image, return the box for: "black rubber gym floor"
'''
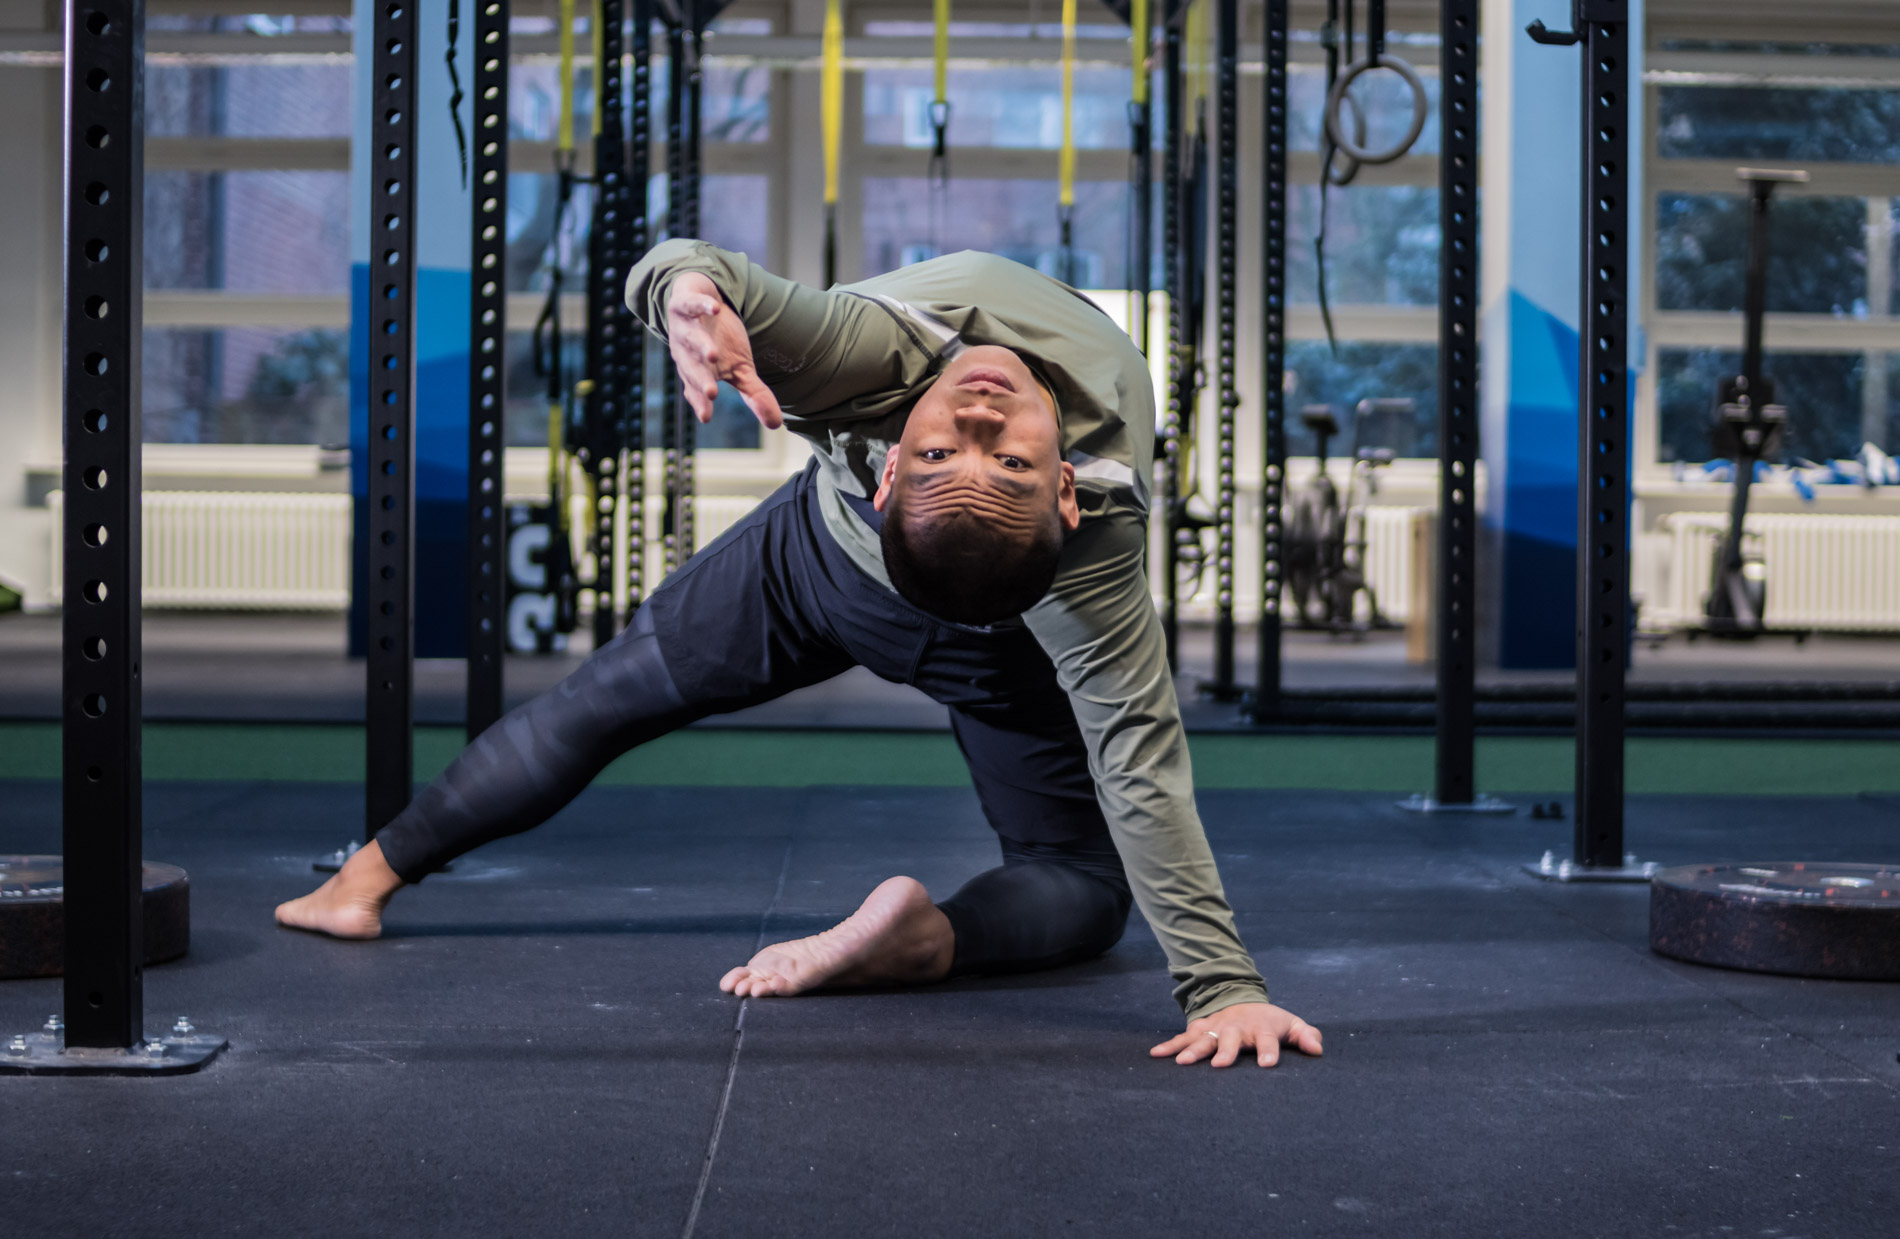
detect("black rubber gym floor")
[3,780,1896,1237]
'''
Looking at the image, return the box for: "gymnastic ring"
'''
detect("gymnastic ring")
[1322,54,1429,167]
[1322,90,1367,187]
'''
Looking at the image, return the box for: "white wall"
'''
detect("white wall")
[0,4,62,606]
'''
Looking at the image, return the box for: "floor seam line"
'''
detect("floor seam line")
[680,839,794,1239]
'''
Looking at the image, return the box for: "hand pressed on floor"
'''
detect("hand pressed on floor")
[1150,1001,1324,1068]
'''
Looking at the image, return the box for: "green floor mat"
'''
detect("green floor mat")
[1,722,1897,795]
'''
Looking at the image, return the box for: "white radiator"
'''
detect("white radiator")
[47,490,353,611]
[1177,504,1424,623]
[1360,506,1426,623]
[1647,512,1900,633]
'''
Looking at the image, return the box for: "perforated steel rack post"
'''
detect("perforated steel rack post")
[62,0,146,1051]
[1524,1,1637,877]
[1433,0,1479,800]
[1200,0,1239,699]
[585,0,630,646]
[367,0,421,835]
[659,17,697,574]
[466,0,508,739]
[679,23,701,557]
[1158,4,1184,668]
[1253,0,1288,712]
[1573,4,1631,868]
[625,0,651,609]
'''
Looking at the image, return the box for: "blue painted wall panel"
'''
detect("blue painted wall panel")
[348,0,473,660]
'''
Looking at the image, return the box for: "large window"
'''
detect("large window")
[1645,56,1900,466]
[147,62,352,138]
[862,178,1128,285]
[144,327,350,446]
[145,171,350,294]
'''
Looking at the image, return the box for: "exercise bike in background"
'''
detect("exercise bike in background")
[1702,167,1806,637]
[1283,398,1410,633]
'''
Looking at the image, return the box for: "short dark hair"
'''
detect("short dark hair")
[881,490,1063,626]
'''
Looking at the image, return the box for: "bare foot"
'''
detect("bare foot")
[720,876,955,998]
[274,841,405,940]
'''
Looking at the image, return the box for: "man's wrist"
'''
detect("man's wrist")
[669,270,721,306]
[1183,982,1271,1025]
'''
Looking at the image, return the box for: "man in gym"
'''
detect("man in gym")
[277,240,1324,1070]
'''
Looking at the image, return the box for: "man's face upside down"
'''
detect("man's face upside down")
[872,344,1081,544]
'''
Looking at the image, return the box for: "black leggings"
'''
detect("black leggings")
[937,836,1131,975]
[372,464,1132,976]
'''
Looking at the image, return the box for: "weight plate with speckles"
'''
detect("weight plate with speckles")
[1649,861,1900,980]
[0,856,191,980]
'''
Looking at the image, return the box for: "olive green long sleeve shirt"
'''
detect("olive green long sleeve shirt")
[626,240,1268,1021]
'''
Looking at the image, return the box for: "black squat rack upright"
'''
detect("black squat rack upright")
[2,0,225,1076]
[1524,0,1650,880]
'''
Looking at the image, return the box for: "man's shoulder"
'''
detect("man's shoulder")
[858,249,1108,302]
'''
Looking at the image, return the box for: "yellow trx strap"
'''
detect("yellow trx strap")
[1185,0,1209,121]
[821,0,844,284]
[1131,0,1149,106]
[933,0,950,109]
[929,0,951,188]
[558,0,577,156]
[822,0,843,206]
[1059,0,1076,209]
[1055,0,1077,285]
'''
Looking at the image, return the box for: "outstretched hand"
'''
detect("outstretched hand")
[1150,1001,1324,1069]
[664,272,784,430]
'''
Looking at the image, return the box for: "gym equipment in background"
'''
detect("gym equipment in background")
[1282,402,1401,634]
[927,0,951,255]
[1523,0,1644,881]
[1057,0,1078,285]
[1650,862,1900,980]
[660,2,730,573]
[1312,0,1429,353]
[464,0,512,738]
[579,0,648,653]
[820,0,843,287]
[1702,167,1808,638]
[0,0,226,1077]
[1123,0,1153,362]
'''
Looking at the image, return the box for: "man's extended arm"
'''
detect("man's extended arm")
[625,239,929,420]
[1023,512,1269,1023]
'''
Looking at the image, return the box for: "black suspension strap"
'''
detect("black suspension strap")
[1125,0,1151,360]
[447,0,469,187]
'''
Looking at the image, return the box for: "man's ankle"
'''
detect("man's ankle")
[339,841,405,898]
